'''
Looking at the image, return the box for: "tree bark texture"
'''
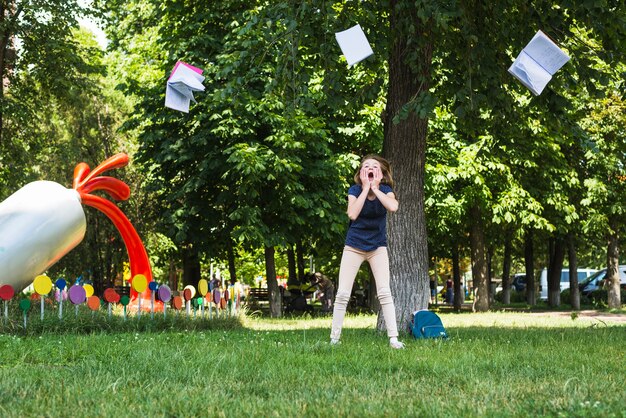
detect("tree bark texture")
[567,233,580,310]
[452,243,463,311]
[548,237,565,307]
[524,229,536,305]
[182,245,201,287]
[502,237,512,305]
[265,246,282,317]
[606,226,621,309]
[287,245,298,285]
[380,0,433,333]
[470,205,489,312]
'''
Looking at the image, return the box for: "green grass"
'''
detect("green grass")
[0,312,625,417]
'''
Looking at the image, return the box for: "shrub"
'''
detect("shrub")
[495,290,527,303]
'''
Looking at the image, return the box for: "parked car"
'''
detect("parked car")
[539,268,597,300]
[511,274,526,292]
[579,266,626,296]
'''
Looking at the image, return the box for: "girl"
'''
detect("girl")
[331,155,404,349]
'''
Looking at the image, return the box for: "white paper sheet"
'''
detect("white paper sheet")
[335,24,374,67]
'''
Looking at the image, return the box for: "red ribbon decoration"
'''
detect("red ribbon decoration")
[73,153,153,300]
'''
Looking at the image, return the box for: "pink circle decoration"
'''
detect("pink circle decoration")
[55,289,68,302]
[157,285,171,302]
[0,284,15,301]
[68,285,86,305]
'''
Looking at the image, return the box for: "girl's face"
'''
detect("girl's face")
[362,158,381,181]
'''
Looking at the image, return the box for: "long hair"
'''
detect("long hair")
[353,154,395,189]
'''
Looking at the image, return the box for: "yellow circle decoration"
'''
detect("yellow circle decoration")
[132,274,148,293]
[83,284,94,298]
[33,275,53,296]
[198,279,209,296]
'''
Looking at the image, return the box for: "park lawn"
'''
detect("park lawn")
[0,312,624,417]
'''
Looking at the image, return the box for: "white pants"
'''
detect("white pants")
[331,246,399,339]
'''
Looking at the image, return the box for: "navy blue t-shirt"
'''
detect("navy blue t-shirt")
[344,184,393,251]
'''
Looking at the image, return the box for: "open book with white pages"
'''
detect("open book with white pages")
[165,61,205,113]
[508,30,570,95]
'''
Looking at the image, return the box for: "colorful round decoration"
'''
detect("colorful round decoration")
[183,288,192,301]
[83,284,94,298]
[198,279,208,296]
[19,299,31,312]
[213,289,221,305]
[120,295,130,306]
[149,281,158,292]
[131,274,148,293]
[220,297,226,309]
[33,275,53,296]
[183,285,196,300]
[55,289,68,302]
[224,289,229,301]
[68,285,86,305]
[172,295,183,310]
[55,278,67,290]
[195,296,203,307]
[0,284,14,301]
[87,296,100,311]
[103,288,120,303]
[157,285,172,303]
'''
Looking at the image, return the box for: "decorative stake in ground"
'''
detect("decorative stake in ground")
[33,275,52,321]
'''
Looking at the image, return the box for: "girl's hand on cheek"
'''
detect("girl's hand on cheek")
[360,168,370,188]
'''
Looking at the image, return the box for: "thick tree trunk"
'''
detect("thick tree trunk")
[452,243,463,311]
[182,245,201,287]
[470,205,489,312]
[524,230,536,305]
[502,237,512,305]
[380,0,433,333]
[567,233,580,310]
[548,237,565,307]
[606,227,621,309]
[264,246,282,317]
[227,242,237,283]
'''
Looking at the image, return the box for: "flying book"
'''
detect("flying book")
[335,24,374,67]
[508,30,570,96]
[165,61,205,113]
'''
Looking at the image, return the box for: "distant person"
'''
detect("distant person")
[330,155,404,349]
[446,277,454,304]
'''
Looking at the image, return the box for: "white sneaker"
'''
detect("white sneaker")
[389,338,405,349]
[330,338,341,345]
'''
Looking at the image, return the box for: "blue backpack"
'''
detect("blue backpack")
[411,310,448,339]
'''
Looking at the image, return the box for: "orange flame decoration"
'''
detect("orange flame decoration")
[73,153,153,302]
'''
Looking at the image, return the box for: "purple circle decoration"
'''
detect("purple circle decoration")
[158,285,172,302]
[68,285,86,305]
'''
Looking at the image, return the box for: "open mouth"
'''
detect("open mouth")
[368,172,374,180]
